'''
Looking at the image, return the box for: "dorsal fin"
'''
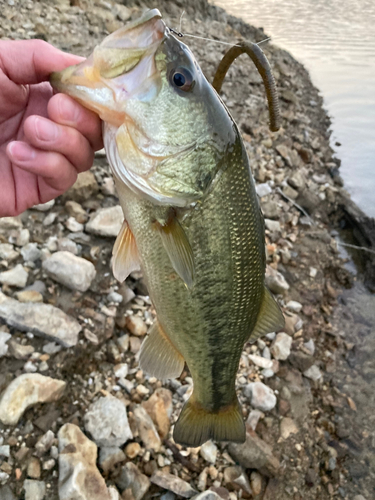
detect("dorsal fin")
[112,220,141,282]
[248,287,285,342]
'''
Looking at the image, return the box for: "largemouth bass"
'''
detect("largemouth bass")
[51,9,284,447]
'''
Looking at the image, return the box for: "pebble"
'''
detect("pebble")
[7,340,34,361]
[86,206,124,237]
[248,354,273,369]
[57,237,79,255]
[0,292,81,347]
[65,216,84,232]
[35,430,55,456]
[65,171,99,202]
[27,456,41,478]
[84,396,133,447]
[133,405,161,451]
[33,200,55,211]
[142,387,173,439]
[192,493,221,500]
[286,300,303,313]
[256,183,272,198]
[125,442,141,459]
[265,266,290,294]
[21,243,41,262]
[200,440,218,464]
[126,315,148,336]
[0,243,18,261]
[0,485,17,500]
[246,409,263,431]
[0,216,22,231]
[303,364,322,381]
[16,290,43,303]
[0,373,66,425]
[265,219,281,232]
[151,470,197,498]
[99,446,126,474]
[115,462,150,500]
[271,332,292,360]
[280,417,298,439]
[223,466,252,495]
[107,291,123,303]
[304,339,315,355]
[42,251,96,292]
[0,264,28,287]
[245,381,277,411]
[24,480,46,500]
[58,423,110,500]
[0,445,10,458]
[250,471,262,495]
[0,331,11,357]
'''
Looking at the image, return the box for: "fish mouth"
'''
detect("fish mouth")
[50,9,166,125]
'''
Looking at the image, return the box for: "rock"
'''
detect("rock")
[58,423,110,500]
[304,339,315,355]
[288,351,314,372]
[282,184,298,200]
[0,292,81,347]
[42,251,96,292]
[223,466,252,494]
[27,456,41,478]
[108,487,121,500]
[125,442,141,459]
[271,332,292,360]
[264,219,281,232]
[256,183,272,198]
[248,354,273,370]
[0,243,18,261]
[35,430,55,456]
[261,201,279,219]
[0,216,22,231]
[57,237,79,255]
[64,171,99,202]
[288,171,305,190]
[101,177,116,196]
[133,405,161,451]
[228,431,280,477]
[265,267,289,294]
[296,188,320,214]
[65,200,88,223]
[125,315,147,336]
[245,382,276,412]
[0,485,17,500]
[0,373,66,425]
[250,471,262,496]
[0,445,10,457]
[200,440,218,464]
[16,290,43,303]
[191,493,221,500]
[86,206,123,237]
[7,340,34,359]
[16,228,30,247]
[65,217,84,232]
[303,364,322,381]
[21,243,41,262]
[115,462,150,500]
[99,446,126,474]
[246,409,263,431]
[151,470,197,498]
[0,331,11,357]
[280,417,298,439]
[0,264,28,287]
[24,480,46,500]
[33,199,55,211]
[142,388,173,439]
[107,291,123,304]
[84,396,132,447]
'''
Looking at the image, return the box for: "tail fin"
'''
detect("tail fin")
[173,394,245,447]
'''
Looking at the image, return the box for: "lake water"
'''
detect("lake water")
[212,0,375,217]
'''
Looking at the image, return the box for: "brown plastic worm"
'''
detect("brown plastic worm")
[212,41,280,132]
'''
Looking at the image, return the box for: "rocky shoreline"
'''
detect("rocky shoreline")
[0,0,371,499]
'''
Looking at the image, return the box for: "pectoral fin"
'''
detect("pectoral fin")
[112,220,141,282]
[139,320,185,380]
[156,216,195,289]
[248,287,285,342]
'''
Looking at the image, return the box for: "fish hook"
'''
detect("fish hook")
[212,42,280,132]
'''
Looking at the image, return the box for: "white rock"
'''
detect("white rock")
[280,417,298,439]
[0,264,28,287]
[107,291,123,304]
[271,332,292,360]
[248,354,273,369]
[108,486,121,500]
[304,339,315,355]
[99,446,126,474]
[151,470,197,498]
[200,440,218,464]
[286,300,303,313]
[84,396,133,447]
[303,365,322,381]
[191,493,221,500]
[265,266,289,295]
[42,212,57,226]
[264,219,281,232]
[0,331,11,357]
[86,206,123,237]
[33,200,55,211]
[57,237,79,255]
[65,217,84,232]
[35,430,55,456]
[0,243,18,261]
[24,480,46,500]
[21,243,42,262]
[0,373,66,425]
[113,363,128,379]
[245,381,276,412]
[0,216,22,231]
[16,228,30,246]
[256,183,272,198]
[42,251,96,292]
[246,409,263,431]
[58,423,110,500]
[0,445,10,457]
[0,292,80,347]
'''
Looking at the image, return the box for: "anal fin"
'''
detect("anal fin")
[112,220,141,282]
[156,216,195,289]
[139,320,185,380]
[248,287,285,342]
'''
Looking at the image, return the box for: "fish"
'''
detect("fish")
[50,8,284,447]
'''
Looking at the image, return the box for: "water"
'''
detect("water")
[212,0,375,217]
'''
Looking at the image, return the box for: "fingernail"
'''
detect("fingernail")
[35,117,59,141]
[58,95,79,122]
[8,142,36,161]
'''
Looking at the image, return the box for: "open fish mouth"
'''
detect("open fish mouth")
[50,9,166,125]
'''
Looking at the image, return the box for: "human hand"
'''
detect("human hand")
[0,39,103,217]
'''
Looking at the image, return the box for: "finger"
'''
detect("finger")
[23,115,94,173]
[48,93,103,151]
[6,141,78,192]
[0,39,84,85]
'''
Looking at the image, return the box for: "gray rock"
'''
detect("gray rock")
[271,332,292,360]
[42,251,96,292]
[265,267,289,294]
[0,264,28,287]
[21,243,41,262]
[246,409,263,431]
[0,373,66,425]
[58,423,110,500]
[256,183,272,198]
[288,171,306,190]
[283,184,299,200]
[0,445,10,457]
[86,206,123,237]
[228,431,280,477]
[133,405,161,452]
[43,342,62,354]
[245,381,276,412]
[304,339,315,355]
[7,339,34,359]
[151,470,197,498]
[200,440,218,464]
[288,351,315,372]
[223,466,252,494]
[24,480,46,500]
[57,238,79,255]
[115,462,150,500]
[261,201,279,219]
[0,331,11,357]
[99,447,126,474]
[0,243,18,261]
[0,292,81,347]
[64,171,99,202]
[0,485,17,500]
[35,430,55,456]
[303,365,322,381]
[286,300,302,313]
[84,396,132,447]
[265,219,281,232]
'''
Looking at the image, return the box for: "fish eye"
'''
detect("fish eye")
[170,67,194,92]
